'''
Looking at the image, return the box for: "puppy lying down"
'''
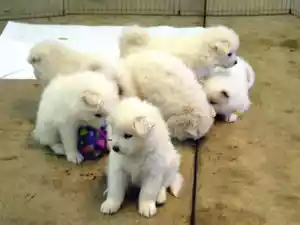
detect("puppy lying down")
[27,40,117,85]
[101,97,183,218]
[32,71,120,164]
[203,56,255,122]
[117,50,216,141]
[119,25,240,79]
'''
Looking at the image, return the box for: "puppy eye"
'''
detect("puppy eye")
[29,56,41,64]
[118,85,124,96]
[227,52,232,57]
[94,113,103,118]
[123,133,133,139]
[209,100,218,105]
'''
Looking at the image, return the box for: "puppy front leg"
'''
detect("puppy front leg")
[139,175,163,218]
[59,122,83,164]
[32,120,66,155]
[156,186,167,205]
[101,159,128,214]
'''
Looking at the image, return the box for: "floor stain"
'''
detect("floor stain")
[279,39,299,50]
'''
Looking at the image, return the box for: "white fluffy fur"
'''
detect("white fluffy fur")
[32,71,120,164]
[119,25,240,80]
[117,50,216,140]
[28,40,117,85]
[203,56,255,122]
[101,97,183,217]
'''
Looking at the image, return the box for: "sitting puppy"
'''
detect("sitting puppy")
[27,40,117,86]
[101,97,183,217]
[117,50,216,141]
[119,25,240,80]
[203,56,255,123]
[32,71,120,164]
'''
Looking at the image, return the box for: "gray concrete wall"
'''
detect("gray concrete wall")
[292,0,300,17]
[0,0,295,20]
[181,0,291,15]
[65,0,180,15]
[65,0,291,16]
[0,0,64,20]
[207,0,290,15]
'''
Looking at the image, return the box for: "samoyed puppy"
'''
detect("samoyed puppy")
[117,50,216,141]
[27,40,117,86]
[101,97,183,217]
[119,25,240,79]
[32,71,120,164]
[203,56,255,123]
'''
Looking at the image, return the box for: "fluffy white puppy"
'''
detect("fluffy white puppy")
[32,71,120,164]
[117,50,216,141]
[119,25,240,79]
[27,40,117,85]
[101,97,183,217]
[203,56,255,123]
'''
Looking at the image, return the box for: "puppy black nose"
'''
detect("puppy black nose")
[234,60,238,65]
[112,146,120,152]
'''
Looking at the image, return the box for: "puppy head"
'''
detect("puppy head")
[27,40,66,80]
[79,74,121,127]
[108,97,158,156]
[207,89,230,112]
[203,77,231,114]
[80,90,107,127]
[204,70,252,116]
[206,26,240,68]
[27,47,46,80]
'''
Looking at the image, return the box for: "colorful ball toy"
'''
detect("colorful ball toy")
[77,125,109,160]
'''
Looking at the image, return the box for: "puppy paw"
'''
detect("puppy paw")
[66,152,84,164]
[170,173,184,197]
[100,199,122,214]
[139,200,157,218]
[227,113,238,123]
[156,187,167,205]
[50,143,66,155]
[31,129,39,141]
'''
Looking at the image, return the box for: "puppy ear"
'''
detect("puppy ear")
[220,90,229,98]
[211,40,230,55]
[133,116,155,136]
[187,127,198,138]
[81,90,102,108]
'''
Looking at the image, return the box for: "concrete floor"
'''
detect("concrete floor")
[0,15,299,225]
[198,15,300,225]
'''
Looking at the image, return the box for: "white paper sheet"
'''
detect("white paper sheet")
[0,21,205,79]
[0,36,33,79]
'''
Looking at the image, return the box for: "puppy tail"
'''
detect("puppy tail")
[119,25,149,57]
[244,59,255,89]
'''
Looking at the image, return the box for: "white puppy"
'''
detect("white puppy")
[32,71,120,164]
[28,40,117,85]
[117,50,216,141]
[203,56,255,123]
[119,25,240,79]
[101,97,183,217]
